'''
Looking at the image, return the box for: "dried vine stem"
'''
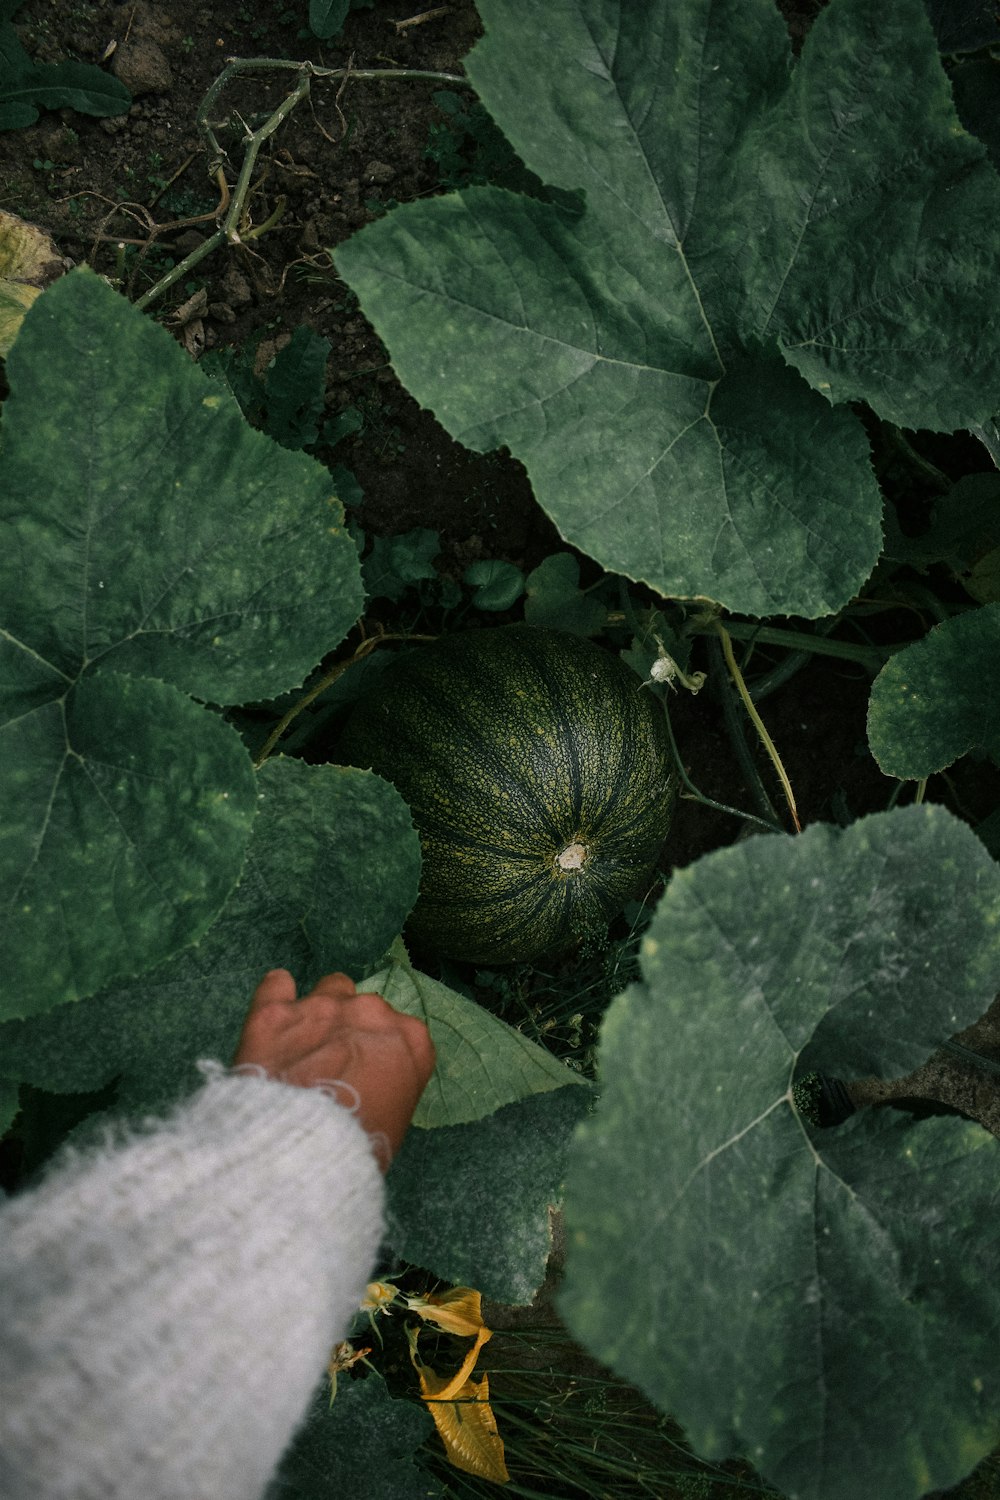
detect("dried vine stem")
[133,55,470,312]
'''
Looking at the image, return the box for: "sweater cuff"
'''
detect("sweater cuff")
[0,1066,387,1500]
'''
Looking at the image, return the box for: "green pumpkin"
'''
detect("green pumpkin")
[338,624,675,964]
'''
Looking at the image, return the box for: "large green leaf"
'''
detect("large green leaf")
[0,758,421,1112]
[1,270,363,704]
[360,941,587,1128]
[867,604,1000,777]
[1,670,256,1022]
[266,1375,441,1500]
[335,0,1000,618]
[386,1086,593,1304]
[561,805,1000,1500]
[0,271,364,1020]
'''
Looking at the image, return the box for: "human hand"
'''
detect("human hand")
[233,970,436,1168]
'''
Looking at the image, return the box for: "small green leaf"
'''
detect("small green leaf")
[387,1086,593,1303]
[523,552,607,636]
[463,559,525,611]
[265,1374,441,1500]
[1,671,256,1022]
[0,759,422,1110]
[362,529,440,603]
[307,0,350,40]
[262,325,331,450]
[561,804,1000,1500]
[867,604,1000,777]
[361,941,586,1128]
[885,474,1000,576]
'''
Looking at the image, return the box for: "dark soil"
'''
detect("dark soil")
[1,0,557,574]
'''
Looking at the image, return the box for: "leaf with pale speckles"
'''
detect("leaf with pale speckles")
[0,758,421,1111]
[562,804,1000,1500]
[0,271,364,1019]
[335,0,1000,617]
[867,603,1000,777]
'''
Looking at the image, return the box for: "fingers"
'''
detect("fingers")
[247,970,356,1017]
[246,967,297,1013]
[314,987,436,1078]
[238,969,436,1119]
[308,972,358,1001]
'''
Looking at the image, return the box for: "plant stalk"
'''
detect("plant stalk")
[690,618,895,669]
[658,692,783,836]
[715,620,801,832]
[135,58,471,313]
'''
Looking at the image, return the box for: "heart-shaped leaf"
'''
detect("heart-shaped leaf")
[561,804,1000,1500]
[0,758,421,1111]
[0,271,364,1019]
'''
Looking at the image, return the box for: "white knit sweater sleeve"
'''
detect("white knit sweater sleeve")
[0,1065,386,1500]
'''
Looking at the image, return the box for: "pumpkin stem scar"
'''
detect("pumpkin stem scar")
[556,841,588,872]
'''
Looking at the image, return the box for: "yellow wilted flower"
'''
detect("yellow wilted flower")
[407,1324,508,1484]
[361,1280,400,1313]
[404,1286,488,1340]
[359,1279,400,1344]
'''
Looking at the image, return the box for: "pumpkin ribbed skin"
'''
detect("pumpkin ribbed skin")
[338,625,675,964]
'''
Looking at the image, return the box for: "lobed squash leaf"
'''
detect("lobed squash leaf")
[0,270,364,1021]
[867,604,1000,778]
[560,804,1000,1500]
[334,0,1000,619]
[387,1086,592,1304]
[0,758,421,1113]
[0,669,256,1024]
[1,270,363,706]
[361,941,588,1128]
